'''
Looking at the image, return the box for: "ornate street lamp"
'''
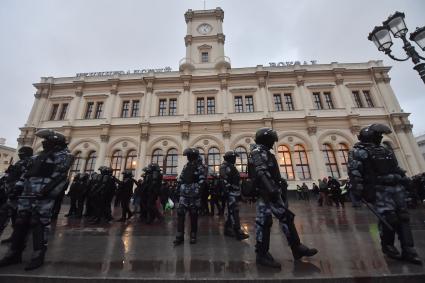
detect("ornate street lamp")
[368,11,425,84]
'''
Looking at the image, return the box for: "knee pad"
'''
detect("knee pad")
[383,211,399,226]
[399,211,410,223]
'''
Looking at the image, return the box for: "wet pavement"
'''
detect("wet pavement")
[0,200,425,282]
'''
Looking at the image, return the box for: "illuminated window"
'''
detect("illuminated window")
[235,146,248,173]
[277,145,295,180]
[207,147,221,174]
[293,145,311,180]
[111,150,123,177]
[322,144,340,178]
[165,148,178,175]
[84,151,97,174]
[124,150,137,176]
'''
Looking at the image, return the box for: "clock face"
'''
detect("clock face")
[197,23,212,35]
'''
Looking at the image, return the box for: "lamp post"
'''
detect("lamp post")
[368,11,425,84]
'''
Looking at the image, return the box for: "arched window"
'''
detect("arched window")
[84,151,97,174]
[337,143,349,174]
[235,146,248,173]
[293,145,311,180]
[277,145,295,180]
[125,150,137,176]
[322,144,340,178]
[207,147,221,174]
[110,150,123,177]
[165,148,178,175]
[70,151,82,177]
[151,149,163,167]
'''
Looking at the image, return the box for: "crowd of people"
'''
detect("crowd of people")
[0,124,424,271]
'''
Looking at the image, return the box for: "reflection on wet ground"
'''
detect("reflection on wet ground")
[0,201,424,282]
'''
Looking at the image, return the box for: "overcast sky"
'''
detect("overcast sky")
[1,0,424,148]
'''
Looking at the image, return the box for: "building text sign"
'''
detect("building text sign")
[269,60,317,67]
[76,67,172,77]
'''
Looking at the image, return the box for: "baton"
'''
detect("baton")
[361,199,394,232]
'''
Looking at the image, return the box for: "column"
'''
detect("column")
[218,73,229,117]
[32,92,49,126]
[294,70,310,116]
[95,135,109,170]
[404,126,425,172]
[104,84,118,123]
[308,127,327,180]
[137,123,150,177]
[143,77,154,119]
[68,90,83,123]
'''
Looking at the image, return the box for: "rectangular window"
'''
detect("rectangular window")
[58,103,68,120]
[121,101,130,118]
[49,104,59,120]
[284,93,294,111]
[352,91,363,108]
[159,99,167,116]
[245,96,254,112]
[234,96,243,113]
[324,92,334,109]
[94,102,103,119]
[201,52,209,63]
[363,91,374,107]
[207,97,215,114]
[131,100,140,117]
[84,102,94,119]
[196,98,205,115]
[312,93,323,110]
[274,94,283,111]
[169,99,177,116]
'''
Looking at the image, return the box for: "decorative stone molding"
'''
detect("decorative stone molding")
[393,124,404,132]
[215,7,224,21]
[180,121,190,139]
[192,89,219,95]
[307,126,317,135]
[229,87,257,93]
[100,135,110,142]
[333,68,345,85]
[306,84,335,90]
[218,73,229,90]
[180,75,192,92]
[184,9,194,23]
[262,117,273,128]
[108,79,119,95]
[34,91,42,99]
[197,44,212,50]
[404,123,413,132]
[296,79,305,87]
[184,35,193,46]
[217,33,225,44]
[139,122,150,140]
[155,90,182,97]
[350,125,361,135]
[268,85,296,92]
[294,70,306,87]
[222,131,231,139]
[221,119,231,138]
[49,96,74,101]
[82,94,109,99]
[144,77,155,93]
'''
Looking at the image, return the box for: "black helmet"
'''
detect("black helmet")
[183,148,199,161]
[358,124,391,145]
[36,129,66,151]
[18,146,33,159]
[122,170,133,177]
[223,150,239,164]
[255,128,278,149]
[149,163,161,172]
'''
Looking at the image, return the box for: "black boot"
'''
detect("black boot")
[382,245,402,260]
[291,243,318,260]
[234,228,249,240]
[173,235,184,246]
[190,232,197,244]
[25,248,46,271]
[255,242,281,268]
[0,250,22,267]
[402,247,422,265]
[224,223,235,237]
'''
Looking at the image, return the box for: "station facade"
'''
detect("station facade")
[17,8,425,187]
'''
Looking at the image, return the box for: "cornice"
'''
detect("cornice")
[82,93,109,99]
[154,90,182,96]
[306,83,336,90]
[192,89,219,95]
[49,96,74,101]
[268,85,296,92]
[118,92,144,98]
[228,87,257,94]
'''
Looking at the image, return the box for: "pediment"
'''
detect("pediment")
[197,44,212,50]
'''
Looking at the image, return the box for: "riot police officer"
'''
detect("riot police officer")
[219,151,249,240]
[0,146,33,242]
[174,148,206,245]
[90,167,116,224]
[348,124,422,264]
[144,163,163,224]
[248,128,317,268]
[0,129,73,270]
[116,170,134,222]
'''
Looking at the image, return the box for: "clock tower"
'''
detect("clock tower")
[179,7,230,72]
